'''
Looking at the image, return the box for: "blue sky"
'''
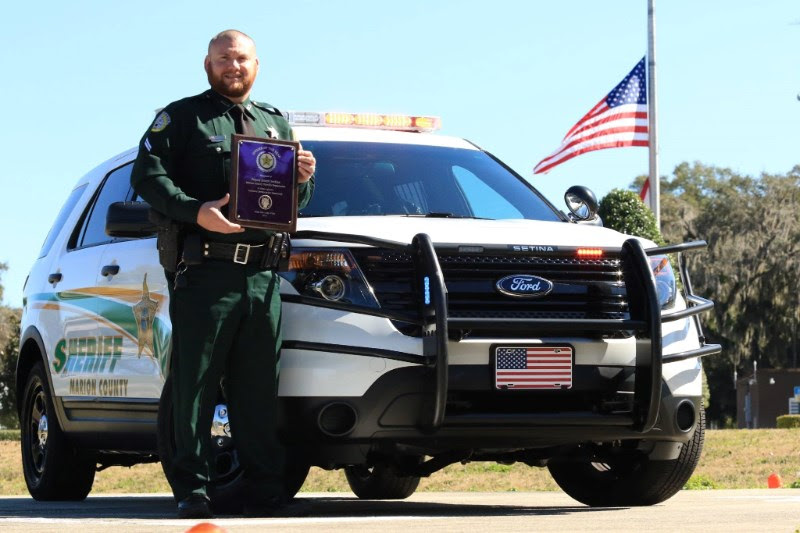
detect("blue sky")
[0,0,798,306]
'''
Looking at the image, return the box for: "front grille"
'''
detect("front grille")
[352,248,629,336]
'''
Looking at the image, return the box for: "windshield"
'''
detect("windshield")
[298,141,562,221]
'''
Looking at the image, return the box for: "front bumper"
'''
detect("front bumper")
[278,364,702,466]
[284,231,720,437]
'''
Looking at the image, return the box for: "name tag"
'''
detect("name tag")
[208,135,226,143]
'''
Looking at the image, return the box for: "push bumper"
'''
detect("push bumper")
[287,231,721,435]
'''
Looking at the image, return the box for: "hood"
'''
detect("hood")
[295,216,653,249]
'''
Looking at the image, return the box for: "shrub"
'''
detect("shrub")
[0,429,20,441]
[598,188,665,245]
[684,474,717,490]
[776,415,800,429]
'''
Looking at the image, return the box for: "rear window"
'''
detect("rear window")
[298,142,561,221]
[38,185,87,258]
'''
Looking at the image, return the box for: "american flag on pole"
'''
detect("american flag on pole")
[533,57,649,174]
[640,177,651,206]
[495,346,573,389]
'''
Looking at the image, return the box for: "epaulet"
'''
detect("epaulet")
[252,101,283,116]
[162,93,203,113]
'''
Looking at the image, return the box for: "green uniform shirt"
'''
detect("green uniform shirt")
[131,89,314,243]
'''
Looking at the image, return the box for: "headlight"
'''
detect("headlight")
[280,248,380,308]
[650,255,677,309]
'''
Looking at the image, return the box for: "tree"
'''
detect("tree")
[0,306,21,428]
[643,163,800,424]
[598,188,665,245]
[0,261,5,302]
[0,263,21,428]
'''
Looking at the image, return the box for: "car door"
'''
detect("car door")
[47,163,136,398]
[96,195,168,400]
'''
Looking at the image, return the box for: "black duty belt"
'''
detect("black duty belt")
[200,233,288,269]
[203,242,266,264]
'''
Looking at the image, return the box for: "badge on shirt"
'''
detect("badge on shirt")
[151,111,171,132]
[208,135,226,143]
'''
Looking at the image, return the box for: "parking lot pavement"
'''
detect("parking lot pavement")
[0,490,798,532]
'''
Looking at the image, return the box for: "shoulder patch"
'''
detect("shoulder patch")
[151,111,171,132]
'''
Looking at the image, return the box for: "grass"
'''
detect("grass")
[0,430,19,442]
[1,428,798,496]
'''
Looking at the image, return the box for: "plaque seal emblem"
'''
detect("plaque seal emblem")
[258,195,273,210]
[256,150,277,172]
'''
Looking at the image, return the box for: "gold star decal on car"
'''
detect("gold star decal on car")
[132,274,159,357]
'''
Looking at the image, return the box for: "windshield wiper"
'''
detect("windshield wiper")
[422,212,491,219]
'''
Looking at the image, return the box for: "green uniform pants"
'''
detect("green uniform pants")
[166,260,285,502]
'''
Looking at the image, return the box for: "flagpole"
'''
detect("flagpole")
[647,0,660,227]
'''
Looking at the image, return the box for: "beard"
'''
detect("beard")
[206,68,255,99]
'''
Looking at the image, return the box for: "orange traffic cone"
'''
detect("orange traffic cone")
[186,523,228,533]
[767,472,782,488]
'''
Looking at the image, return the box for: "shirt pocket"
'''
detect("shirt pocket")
[183,137,231,199]
[205,139,231,180]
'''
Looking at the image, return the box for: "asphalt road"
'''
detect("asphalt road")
[1,490,798,532]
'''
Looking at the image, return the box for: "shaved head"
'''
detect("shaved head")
[208,30,255,54]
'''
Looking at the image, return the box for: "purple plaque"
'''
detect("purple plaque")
[229,134,299,232]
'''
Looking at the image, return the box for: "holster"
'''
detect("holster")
[262,232,291,270]
[181,233,206,266]
[148,209,183,272]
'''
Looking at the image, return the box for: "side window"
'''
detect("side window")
[39,185,88,258]
[452,165,523,219]
[74,164,134,248]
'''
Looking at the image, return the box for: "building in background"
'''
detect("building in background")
[736,369,800,428]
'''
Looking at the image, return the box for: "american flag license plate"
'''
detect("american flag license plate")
[494,345,573,390]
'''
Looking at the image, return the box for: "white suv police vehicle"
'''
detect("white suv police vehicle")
[17,111,720,508]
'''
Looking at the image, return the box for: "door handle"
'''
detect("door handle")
[101,265,120,277]
[48,273,62,284]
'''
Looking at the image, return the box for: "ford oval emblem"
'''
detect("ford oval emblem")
[495,274,554,298]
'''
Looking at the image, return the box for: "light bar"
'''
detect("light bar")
[284,111,441,132]
[576,248,604,258]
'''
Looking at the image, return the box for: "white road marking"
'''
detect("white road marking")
[0,516,438,527]
[714,493,800,503]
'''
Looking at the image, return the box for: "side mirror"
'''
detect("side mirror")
[106,201,157,238]
[564,185,600,223]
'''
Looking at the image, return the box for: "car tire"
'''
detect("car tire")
[20,362,96,501]
[157,377,309,513]
[344,464,421,499]
[548,407,706,507]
